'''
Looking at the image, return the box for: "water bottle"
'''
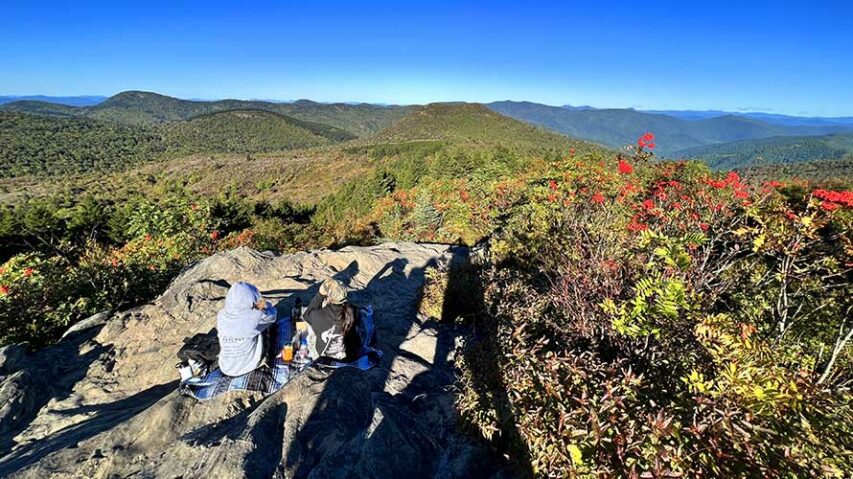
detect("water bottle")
[292,297,303,322]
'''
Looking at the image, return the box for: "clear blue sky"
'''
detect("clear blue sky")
[2,0,852,116]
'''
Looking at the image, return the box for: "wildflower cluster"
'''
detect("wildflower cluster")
[637,131,656,150]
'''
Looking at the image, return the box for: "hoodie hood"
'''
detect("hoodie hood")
[220,282,262,318]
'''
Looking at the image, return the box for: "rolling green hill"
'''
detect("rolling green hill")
[1,91,412,137]
[488,101,852,154]
[162,109,355,154]
[675,132,853,170]
[84,91,228,124]
[366,102,597,153]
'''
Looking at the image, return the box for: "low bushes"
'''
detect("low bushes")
[412,140,852,477]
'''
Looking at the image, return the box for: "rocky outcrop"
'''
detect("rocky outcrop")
[0,243,508,478]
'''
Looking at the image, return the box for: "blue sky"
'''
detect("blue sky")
[2,1,852,115]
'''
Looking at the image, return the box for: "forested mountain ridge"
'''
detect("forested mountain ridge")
[674,132,853,170]
[0,90,413,137]
[488,100,853,154]
[0,112,167,177]
[741,157,853,185]
[163,109,356,154]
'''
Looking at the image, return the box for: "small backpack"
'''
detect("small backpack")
[176,328,219,380]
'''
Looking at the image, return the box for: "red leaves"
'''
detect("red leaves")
[637,132,656,150]
[0,285,8,296]
[812,189,853,209]
[549,179,558,190]
[821,201,839,212]
[591,192,606,204]
[627,220,649,232]
[210,231,220,241]
[23,268,33,277]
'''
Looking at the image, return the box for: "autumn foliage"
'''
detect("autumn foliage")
[398,135,852,477]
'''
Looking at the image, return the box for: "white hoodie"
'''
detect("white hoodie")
[216,282,277,376]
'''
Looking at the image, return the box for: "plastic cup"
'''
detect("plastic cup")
[281,345,294,362]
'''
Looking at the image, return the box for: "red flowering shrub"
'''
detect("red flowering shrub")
[637,131,656,150]
[390,139,852,477]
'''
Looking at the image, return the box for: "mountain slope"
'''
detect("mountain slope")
[0,112,166,177]
[162,109,356,154]
[488,101,853,154]
[0,109,358,178]
[742,157,853,184]
[675,132,853,170]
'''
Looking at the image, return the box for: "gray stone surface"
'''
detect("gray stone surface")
[0,343,27,374]
[0,243,507,478]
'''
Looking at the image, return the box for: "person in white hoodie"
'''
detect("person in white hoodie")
[216,282,277,376]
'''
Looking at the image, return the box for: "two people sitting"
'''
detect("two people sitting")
[216,279,360,377]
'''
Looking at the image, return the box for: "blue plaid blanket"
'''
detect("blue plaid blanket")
[181,305,382,401]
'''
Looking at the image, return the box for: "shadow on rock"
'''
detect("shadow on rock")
[428,249,535,478]
[0,324,111,452]
[0,380,177,476]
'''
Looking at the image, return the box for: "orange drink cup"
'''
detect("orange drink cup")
[281,345,294,362]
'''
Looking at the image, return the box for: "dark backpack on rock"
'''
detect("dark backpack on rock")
[177,328,220,365]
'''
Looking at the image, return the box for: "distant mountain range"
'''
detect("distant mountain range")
[4,91,853,171]
[640,109,853,127]
[0,91,412,137]
[0,95,106,107]
[488,101,853,155]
